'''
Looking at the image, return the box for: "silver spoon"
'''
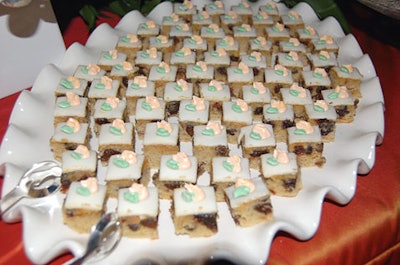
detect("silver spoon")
[67,212,122,265]
[0,160,62,217]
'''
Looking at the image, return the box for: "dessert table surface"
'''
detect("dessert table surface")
[0,10,399,265]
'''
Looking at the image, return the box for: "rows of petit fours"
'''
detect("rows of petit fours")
[51,0,362,237]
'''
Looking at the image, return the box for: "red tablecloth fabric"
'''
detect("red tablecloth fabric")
[0,11,399,265]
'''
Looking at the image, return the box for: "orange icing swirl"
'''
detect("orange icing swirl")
[66,92,81,106]
[121,150,137,164]
[128,183,149,201]
[74,145,90,159]
[80,177,98,194]
[66,118,81,133]
[172,152,191,170]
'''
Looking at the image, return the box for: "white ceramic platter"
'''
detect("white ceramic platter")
[0,1,384,264]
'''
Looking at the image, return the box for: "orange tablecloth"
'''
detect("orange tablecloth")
[0,11,399,265]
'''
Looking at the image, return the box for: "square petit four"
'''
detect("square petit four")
[183,35,208,59]
[192,11,214,35]
[220,11,242,36]
[170,47,196,68]
[149,35,174,63]
[224,177,273,227]
[154,152,198,199]
[204,48,231,81]
[73,63,106,82]
[251,10,274,35]
[97,49,128,71]
[173,1,197,22]
[54,92,88,125]
[117,184,159,239]
[142,120,179,169]
[211,155,251,201]
[216,36,240,62]
[240,51,267,82]
[222,99,253,144]
[50,118,90,161]
[115,33,143,60]
[178,96,209,142]
[135,48,163,75]
[263,100,295,143]
[329,64,363,99]
[305,100,337,142]
[134,96,166,139]
[186,61,215,95]
[260,146,302,196]
[61,145,97,191]
[55,76,88,97]
[205,1,225,24]
[311,35,339,55]
[280,10,305,35]
[169,23,193,49]
[171,184,218,237]
[321,86,359,123]
[296,25,319,51]
[307,50,338,71]
[98,119,134,165]
[109,61,137,87]
[62,178,107,233]
[287,120,326,167]
[265,22,291,46]
[161,12,184,36]
[276,51,306,82]
[238,123,276,170]
[201,24,226,51]
[137,20,160,49]
[249,37,273,67]
[231,1,254,24]
[193,121,229,173]
[259,2,280,22]
[105,151,148,198]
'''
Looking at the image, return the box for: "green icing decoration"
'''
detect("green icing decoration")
[304,28,311,35]
[58,101,71,108]
[249,55,257,62]
[253,39,261,45]
[141,51,150,58]
[208,85,217,92]
[319,54,328,61]
[201,128,215,136]
[314,105,326,112]
[182,191,194,202]
[174,85,183,92]
[166,159,179,170]
[251,87,259,95]
[188,38,197,45]
[234,67,243,74]
[175,50,185,57]
[61,125,74,134]
[124,191,139,203]
[131,83,140,90]
[179,4,188,11]
[223,161,234,172]
[285,54,294,61]
[286,41,294,47]
[218,40,228,46]
[113,157,129,168]
[233,186,250,198]
[121,36,130,43]
[232,104,243,113]
[141,101,153,111]
[274,69,284,76]
[328,92,339,99]
[266,107,278,114]
[192,65,204,72]
[156,128,170,137]
[289,89,300,97]
[81,66,89,74]
[103,53,113,60]
[209,3,217,9]
[224,14,232,20]
[141,23,149,29]
[211,51,219,57]
[237,26,247,32]
[313,72,323,79]
[294,128,306,135]
[266,4,273,10]
[272,26,280,33]
[109,126,123,135]
[185,104,197,112]
[165,16,173,22]
[95,83,105,89]
[60,79,73,89]
[101,103,112,111]
[266,157,279,166]
[71,151,83,160]
[256,14,264,20]
[156,66,166,74]
[317,40,326,45]
[288,14,296,20]
[76,186,90,196]
[250,131,261,140]
[206,27,215,33]
[114,64,123,71]
[176,25,183,31]
[340,66,350,73]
